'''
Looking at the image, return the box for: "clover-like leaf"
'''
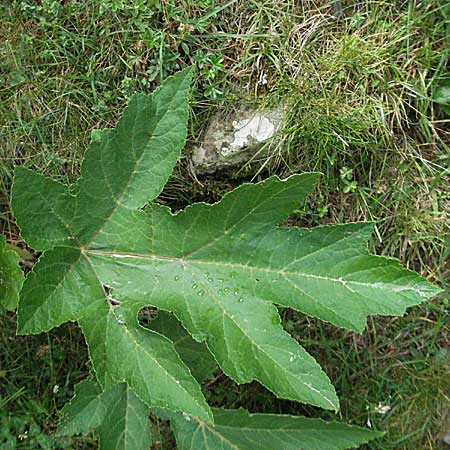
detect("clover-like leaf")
[12,69,441,423]
[58,380,151,450]
[0,235,24,312]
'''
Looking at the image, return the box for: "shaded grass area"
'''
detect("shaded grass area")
[0,0,449,448]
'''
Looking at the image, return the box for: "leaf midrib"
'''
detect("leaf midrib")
[180,417,242,450]
[85,249,420,292]
[80,71,191,249]
[185,415,357,448]
[192,416,337,433]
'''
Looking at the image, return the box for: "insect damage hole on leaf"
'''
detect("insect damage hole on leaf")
[102,284,121,306]
[138,306,159,327]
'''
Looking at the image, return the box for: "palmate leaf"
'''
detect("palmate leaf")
[57,380,151,450]
[0,235,24,312]
[12,69,441,425]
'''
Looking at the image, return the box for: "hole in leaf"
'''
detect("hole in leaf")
[103,284,112,296]
[102,284,121,307]
[138,306,159,328]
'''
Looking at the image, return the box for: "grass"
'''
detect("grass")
[0,0,449,448]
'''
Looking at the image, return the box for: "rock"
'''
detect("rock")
[440,431,450,446]
[191,106,283,175]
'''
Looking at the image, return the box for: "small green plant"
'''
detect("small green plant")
[0,235,23,313]
[193,50,226,99]
[339,166,358,193]
[5,70,442,449]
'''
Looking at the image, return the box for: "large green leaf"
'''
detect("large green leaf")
[12,69,441,421]
[171,408,383,450]
[13,69,212,423]
[148,311,218,382]
[60,381,382,450]
[58,380,151,450]
[0,235,24,312]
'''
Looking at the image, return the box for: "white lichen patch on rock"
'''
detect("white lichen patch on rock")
[225,113,279,155]
[191,107,283,174]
